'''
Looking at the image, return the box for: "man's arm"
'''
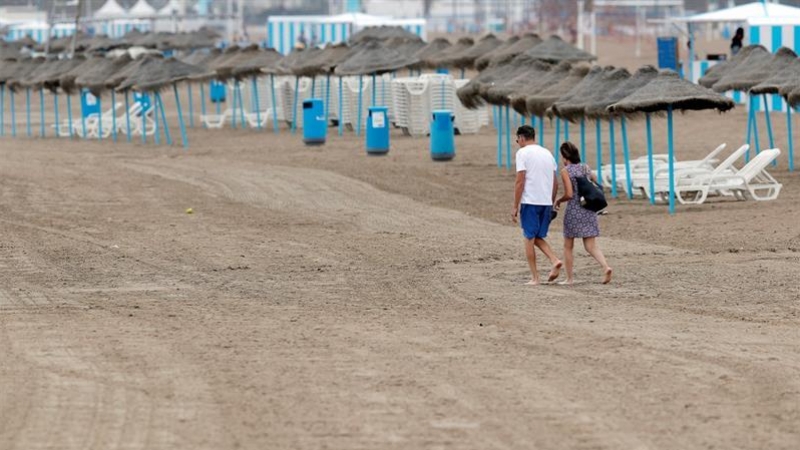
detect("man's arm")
[512,171,525,223]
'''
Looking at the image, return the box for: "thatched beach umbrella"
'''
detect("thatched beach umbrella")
[608,70,735,214]
[520,65,589,118]
[423,37,473,69]
[473,35,520,71]
[523,35,596,63]
[551,66,623,122]
[226,48,284,131]
[475,33,542,71]
[335,40,417,135]
[349,26,421,45]
[72,54,134,141]
[409,38,450,72]
[0,58,28,137]
[585,66,659,199]
[117,56,211,148]
[3,57,46,138]
[19,57,83,137]
[457,53,544,109]
[438,34,503,74]
[697,44,763,88]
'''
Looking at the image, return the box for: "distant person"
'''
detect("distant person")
[553,142,612,285]
[730,27,744,56]
[511,125,563,285]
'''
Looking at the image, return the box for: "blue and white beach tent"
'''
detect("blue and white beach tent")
[267,13,426,55]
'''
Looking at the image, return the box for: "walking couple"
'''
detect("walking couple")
[511,125,612,285]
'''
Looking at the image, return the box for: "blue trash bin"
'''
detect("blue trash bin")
[430,110,455,161]
[366,106,389,155]
[209,80,226,103]
[302,98,326,145]
[80,89,100,119]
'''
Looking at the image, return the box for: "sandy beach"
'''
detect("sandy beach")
[1,37,798,449]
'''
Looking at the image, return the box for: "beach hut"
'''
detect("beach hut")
[608,70,735,214]
[95,0,127,19]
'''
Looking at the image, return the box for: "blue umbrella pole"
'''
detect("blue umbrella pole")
[157,92,173,146]
[173,84,188,149]
[505,105,512,170]
[271,74,279,134]
[97,96,103,141]
[111,90,117,142]
[787,106,794,172]
[609,117,618,198]
[199,83,207,128]
[124,91,131,142]
[357,75,364,136]
[10,90,16,137]
[621,115,632,199]
[154,93,161,145]
[595,120,603,186]
[252,77,262,130]
[745,95,753,161]
[325,74,331,124]
[371,73,376,107]
[187,83,194,128]
[66,94,73,139]
[54,93,59,137]
[752,95,761,156]
[141,92,147,145]
[555,118,562,155]
[291,77,299,134]
[0,85,4,137]
[215,82,221,115]
[564,119,569,141]
[337,76,343,136]
[231,82,239,129]
[26,88,31,137]
[538,115,544,147]
[763,94,774,149]
[237,83,245,126]
[497,106,503,168]
[311,76,316,97]
[667,106,676,215]
[580,118,586,163]
[646,113,655,205]
[39,88,45,137]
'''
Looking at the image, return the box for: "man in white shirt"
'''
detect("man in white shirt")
[511,125,563,285]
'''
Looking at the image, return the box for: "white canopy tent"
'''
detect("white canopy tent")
[675,2,800,23]
[94,0,127,19]
[128,0,157,18]
[157,0,185,17]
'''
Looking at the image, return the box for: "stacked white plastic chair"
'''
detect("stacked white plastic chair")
[453,79,488,135]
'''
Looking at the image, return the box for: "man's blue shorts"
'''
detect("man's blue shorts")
[519,204,553,240]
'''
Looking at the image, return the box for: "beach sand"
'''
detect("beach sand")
[1,37,798,449]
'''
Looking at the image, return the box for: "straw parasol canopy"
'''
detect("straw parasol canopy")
[474,35,519,70]
[409,37,450,70]
[209,44,263,79]
[160,30,218,50]
[349,26,421,44]
[751,58,800,95]
[334,40,417,75]
[697,44,764,88]
[712,46,792,93]
[3,57,46,91]
[438,34,503,69]
[423,37,473,68]
[103,54,153,90]
[271,46,323,75]
[230,48,283,78]
[585,65,660,120]
[608,69,735,115]
[0,45,22,61]
[523,35,596,63]
[514,64,589,116]
[20,56,77,91]
[116,56,211,92]
[475,33,542,71]
[0,59,25,85]
[456,53,543,109]
[290,43,351,77]
[550,65,620,121]
[785,86,800,108]
[75,53,134,96]
[387,36,427,59]
[483,59,559,106]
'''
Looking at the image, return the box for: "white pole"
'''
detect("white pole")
[577,1,585,50]
[590,10,597,57]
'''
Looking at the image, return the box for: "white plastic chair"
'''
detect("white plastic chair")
[675,148,782,203]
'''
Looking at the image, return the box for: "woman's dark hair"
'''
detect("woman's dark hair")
[560,141,581,164]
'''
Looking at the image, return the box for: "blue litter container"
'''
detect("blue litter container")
[657,37,678,71]
[302,98,326,145]
[80,89,100,119]
[366,106,389,155]
[209,80,226,103]
[430,110,455,161]
[133,92,151,112]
